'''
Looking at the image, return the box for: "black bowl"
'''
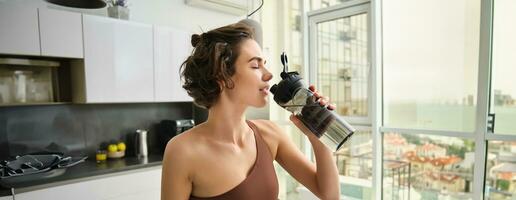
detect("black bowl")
[45,0,107,9]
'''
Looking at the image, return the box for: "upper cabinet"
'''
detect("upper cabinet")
[0,6,83,58]
[39,8,84,58]
[0,6,40,56]
[0,6,192,104]
[77,15,154,103]
[153,26,192,102]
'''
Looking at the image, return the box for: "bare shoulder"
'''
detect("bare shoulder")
[249,119,285,139]
[162,127,204,199]
[165,129,191,155]
[248,119,290,159]
[162,127,205,173]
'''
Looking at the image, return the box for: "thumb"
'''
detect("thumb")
[289,114,300,124]
[289,114,314,137]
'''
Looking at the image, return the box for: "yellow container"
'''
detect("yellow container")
[96,150,107,162]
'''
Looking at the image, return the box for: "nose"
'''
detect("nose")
[262,68,273,82]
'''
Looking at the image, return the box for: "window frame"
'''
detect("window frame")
[306,0,379,199]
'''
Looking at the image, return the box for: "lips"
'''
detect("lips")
[259,85,270,95]
[259,85,269,91]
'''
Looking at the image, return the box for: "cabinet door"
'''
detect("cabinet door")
[0,195,12,200]
[14,167,162,200]
[0,6,40,56]
[82,15,154,103]
[39,8,83,58]
[153,26,192,102]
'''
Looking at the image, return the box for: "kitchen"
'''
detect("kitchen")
[1,0,515,200]
[0,0,243,199]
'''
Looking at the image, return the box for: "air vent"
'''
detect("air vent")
[185,0,249,16]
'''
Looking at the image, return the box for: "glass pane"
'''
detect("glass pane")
[316,13,369,118]
[485,141,516,200]
[336,129,373,199]
[383,0,480,132]
[491,0,516,134]
[383,133,475,199]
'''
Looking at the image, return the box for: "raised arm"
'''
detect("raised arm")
[273,85,340,200]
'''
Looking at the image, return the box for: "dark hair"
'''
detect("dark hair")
[180,23,254,109]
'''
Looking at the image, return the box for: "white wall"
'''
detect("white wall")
[0,0,244,33]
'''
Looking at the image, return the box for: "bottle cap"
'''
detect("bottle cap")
[270,71,305,104]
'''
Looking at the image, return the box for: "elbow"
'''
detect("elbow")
[318,193,340,200]
[316,186,340,200]
[314,188,339,200]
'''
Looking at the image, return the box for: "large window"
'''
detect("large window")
[490,0,516,135]
[484,1,516,200]
[269,0,511,199]
[382,0,480,132]
[382,0,482,199]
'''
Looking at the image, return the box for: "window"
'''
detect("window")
[309,2,373,199]
[383,133,475,199]
[490,0,516,135]
[485,141,516,199]
[382,0,480,132]
[316,14,369,118]
[382,0,483,199]
[336,129,373,199]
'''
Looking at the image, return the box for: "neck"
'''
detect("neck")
[203,97,250,145]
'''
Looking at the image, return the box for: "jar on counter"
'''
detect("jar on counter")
[95,150,107,163]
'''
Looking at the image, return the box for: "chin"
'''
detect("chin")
[251,99,268,108]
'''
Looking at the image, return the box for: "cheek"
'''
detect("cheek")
[236,70,260,85]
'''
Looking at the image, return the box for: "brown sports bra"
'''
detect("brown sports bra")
[189,120,279,200]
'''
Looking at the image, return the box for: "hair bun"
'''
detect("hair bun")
[191,34,201,47]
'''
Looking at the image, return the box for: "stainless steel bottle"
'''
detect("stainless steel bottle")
[270,52,356,152]
[135,129,148,158]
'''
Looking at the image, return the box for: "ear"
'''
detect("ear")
[217,79,225,91]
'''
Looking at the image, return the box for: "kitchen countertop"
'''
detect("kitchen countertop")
[0,155,163,197]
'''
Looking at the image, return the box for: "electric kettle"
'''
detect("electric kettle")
[134,129,148,158]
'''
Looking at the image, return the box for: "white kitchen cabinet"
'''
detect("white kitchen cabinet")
[39,8,83,58]
[0,6,40,56]
[13,167,161,200]
[153,26,192,102]
[76,15,154,103]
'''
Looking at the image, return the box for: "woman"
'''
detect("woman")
[161,23,340,200]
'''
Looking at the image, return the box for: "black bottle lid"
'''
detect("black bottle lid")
[270,71,305,104]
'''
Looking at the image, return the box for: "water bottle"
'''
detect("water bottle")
[270,52,356,152]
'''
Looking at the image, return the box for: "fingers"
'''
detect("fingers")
[317,96,329,105]
[309,85,316,92]
[309,85,321,98]
[309,85,336,110]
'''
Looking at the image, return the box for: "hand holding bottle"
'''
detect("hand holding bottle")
[270,52,356,152]
[289,85,335,139]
